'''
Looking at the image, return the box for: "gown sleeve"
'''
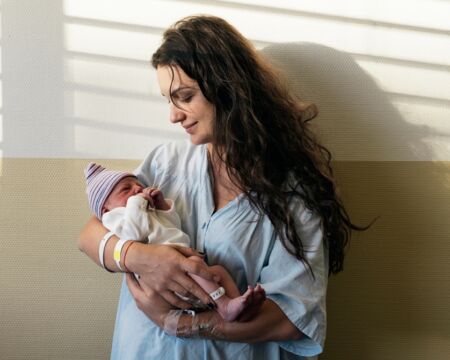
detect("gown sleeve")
[133,141,191,190]
[258,196,328,357]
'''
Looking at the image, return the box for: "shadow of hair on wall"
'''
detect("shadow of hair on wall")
[261,43,450,359]
[261,42,433,161]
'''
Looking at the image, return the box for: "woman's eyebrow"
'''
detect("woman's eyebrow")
[169,86,195,97]
[161,86,196,98]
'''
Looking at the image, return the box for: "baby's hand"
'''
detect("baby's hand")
[138,188,155,209]
[143,187,171,211]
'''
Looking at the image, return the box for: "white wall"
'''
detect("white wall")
[1,0,449,160]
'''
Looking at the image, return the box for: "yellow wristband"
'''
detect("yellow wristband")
[113,239,129,271]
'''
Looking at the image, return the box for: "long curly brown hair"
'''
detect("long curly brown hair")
[152,15,367,275]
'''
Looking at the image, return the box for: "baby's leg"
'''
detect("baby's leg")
[188,256,237,294]
[208,264,241,298]
[188,256,261,322]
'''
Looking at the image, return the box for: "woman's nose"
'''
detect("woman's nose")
[169,103,186,123]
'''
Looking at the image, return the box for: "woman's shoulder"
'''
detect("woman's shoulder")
[151,140,205,170]
[135,140,206,185]
[151,140,202,160]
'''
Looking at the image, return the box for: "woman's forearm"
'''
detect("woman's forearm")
[172,299,302,343]
[224,300,302,342]
[78,216,122,272]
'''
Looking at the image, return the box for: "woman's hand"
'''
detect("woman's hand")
[125,273,174,326]
[126,272,301,343]
[126,243,219,309]
[127,271,226,337]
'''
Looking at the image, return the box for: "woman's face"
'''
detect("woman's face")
[156,65,215,145]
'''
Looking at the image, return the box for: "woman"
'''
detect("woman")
[79,15,361,359]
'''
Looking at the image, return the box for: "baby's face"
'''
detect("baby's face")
[103,177,143,213]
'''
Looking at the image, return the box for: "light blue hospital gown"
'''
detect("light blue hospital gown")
[111,140,328,360]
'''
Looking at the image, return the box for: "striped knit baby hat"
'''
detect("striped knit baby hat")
[84,162,136,219]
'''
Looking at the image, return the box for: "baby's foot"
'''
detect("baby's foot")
[237,284,266,322]
[217,286,255,322]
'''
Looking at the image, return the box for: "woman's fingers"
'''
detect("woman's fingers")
[126,273,145,304]
[128,272,203,310]
[181,256,218,282]
[127,245,218,307]
[173,271,213,306]
[159,290,192,310]
[126,273,185,325]
[174,245,205,259]
[167,281,191,298]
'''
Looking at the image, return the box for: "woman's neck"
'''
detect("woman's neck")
[206,144,242,211]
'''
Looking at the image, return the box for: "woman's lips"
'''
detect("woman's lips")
[184,122,198,134]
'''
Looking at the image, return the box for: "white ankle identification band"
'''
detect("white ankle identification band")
[209,287,225,301]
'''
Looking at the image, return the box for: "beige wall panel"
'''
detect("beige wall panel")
[322,161,450,360]
[0,158,139,360]
[1,158,449,359]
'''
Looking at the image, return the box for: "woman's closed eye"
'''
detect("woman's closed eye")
[180,94,193,103]
[173,93,193,104]
[176,89,196,103]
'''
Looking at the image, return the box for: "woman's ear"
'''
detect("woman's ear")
[298,101,318,123]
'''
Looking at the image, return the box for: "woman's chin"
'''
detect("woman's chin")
[189,136,211,146]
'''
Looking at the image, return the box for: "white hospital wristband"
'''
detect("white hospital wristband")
[99,232,115,272]
[113,239,130,271]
